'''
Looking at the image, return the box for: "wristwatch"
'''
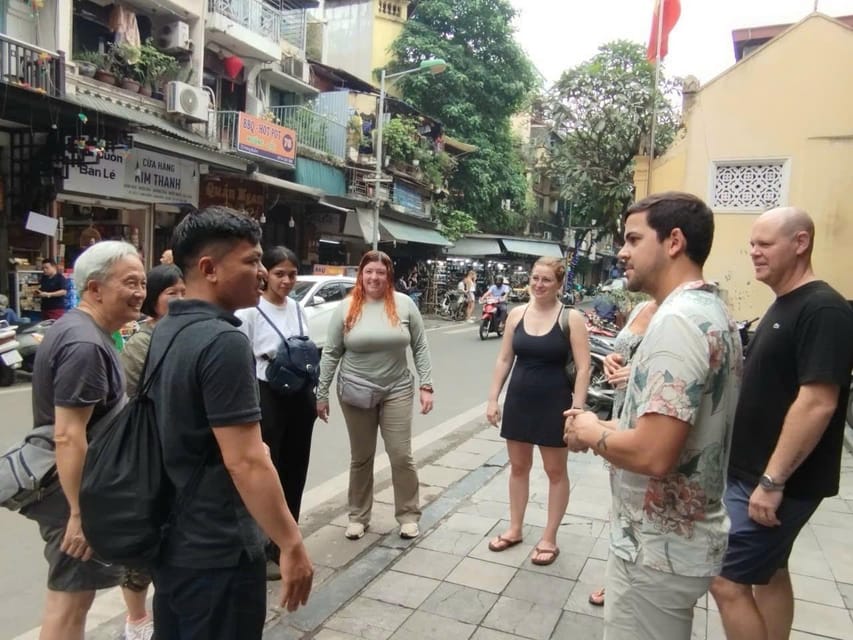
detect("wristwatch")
[419,385,434,393]
[759,473,785,491]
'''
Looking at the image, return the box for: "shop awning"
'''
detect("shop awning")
[129,131,248,172]
[448,237,502,256]
[501,238,564,258]
[69,91,215,147]
[248,172,325,198]
[380,218,451,246]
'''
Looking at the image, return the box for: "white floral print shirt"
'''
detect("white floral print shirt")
[609,281,742,577]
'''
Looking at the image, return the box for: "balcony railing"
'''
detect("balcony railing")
[0,34,65,98]
[347,166,390,200]
[208,0,281,43]
[281,2,307,49]
[270,105,345,160]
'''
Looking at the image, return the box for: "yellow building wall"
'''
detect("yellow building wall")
[371,1,407,93]
[642,15,853,318]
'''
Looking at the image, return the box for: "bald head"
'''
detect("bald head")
[750,206,816,294]
[759,207,815,245]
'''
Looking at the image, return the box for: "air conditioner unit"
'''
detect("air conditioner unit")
[281,56,306,82]
[543,231,552,241]
[166,81,209,123]
[156,21,192,53]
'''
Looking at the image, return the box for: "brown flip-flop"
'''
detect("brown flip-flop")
[531,545,560,566]
[488,534,523,552]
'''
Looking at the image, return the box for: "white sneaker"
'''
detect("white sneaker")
[345,522,367,539]
[124,615,154,640]
[399,522,420,539]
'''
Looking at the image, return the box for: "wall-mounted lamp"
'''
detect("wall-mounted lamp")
[134,161,141,179]
[288,216,295,228]
[259,212,267,224]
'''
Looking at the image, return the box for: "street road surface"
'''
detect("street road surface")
[0,317,502,638]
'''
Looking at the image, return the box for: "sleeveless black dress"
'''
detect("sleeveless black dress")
[501,308,573,447]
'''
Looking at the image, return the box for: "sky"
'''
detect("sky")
[510,0,853,86]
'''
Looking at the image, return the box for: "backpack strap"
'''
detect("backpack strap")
[138,318,211,398]
[258,302,306,341]
[559,305,571,341]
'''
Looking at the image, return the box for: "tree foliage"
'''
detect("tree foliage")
[389,0,537,233]
[547,40,681,239]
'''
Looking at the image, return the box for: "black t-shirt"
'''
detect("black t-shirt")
[729,281,853,498]
[31,309,125,429]
[147,299,265,569]
[40,273,67,312]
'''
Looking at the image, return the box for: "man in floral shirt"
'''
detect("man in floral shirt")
[565,192,742,640]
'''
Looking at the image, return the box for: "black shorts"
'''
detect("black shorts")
[152,553,266,640]
[720,476,821,585]
[23,489,123,592]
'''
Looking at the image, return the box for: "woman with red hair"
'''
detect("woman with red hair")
[316,251,434,540]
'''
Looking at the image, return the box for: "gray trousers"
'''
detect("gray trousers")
[339,384,421,526]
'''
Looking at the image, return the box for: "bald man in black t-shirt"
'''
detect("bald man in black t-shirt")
[711,207,853,640]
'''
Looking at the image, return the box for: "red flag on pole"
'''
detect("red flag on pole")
[647,0,681,61]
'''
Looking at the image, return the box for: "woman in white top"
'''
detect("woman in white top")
[236,246,317,562]
[459,270,476,321]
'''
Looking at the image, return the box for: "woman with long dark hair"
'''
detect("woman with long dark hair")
[316,251,434,541]
[236,246,317,575]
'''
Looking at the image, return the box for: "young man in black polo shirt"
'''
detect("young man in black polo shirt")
[711,207,853,640]
[148,207,313,639]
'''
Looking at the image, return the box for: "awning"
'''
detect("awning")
[448,237,502,256]
[380,218,451,247]
[130,131,248,172]
[69,91,214,147]
[501,238,564,258]
[259,67,319,95]
[443,136,478,155]
[57,192,149,211]
[248,172,324,199]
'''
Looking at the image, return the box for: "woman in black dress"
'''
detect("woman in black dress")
[486,257,590,565]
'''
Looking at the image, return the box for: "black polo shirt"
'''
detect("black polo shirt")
[40,272,67,312]
[147,299,265,569]
[729,281,853,498]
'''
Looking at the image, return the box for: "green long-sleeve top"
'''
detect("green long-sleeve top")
[317,292,433,402]
[119,323,154,396]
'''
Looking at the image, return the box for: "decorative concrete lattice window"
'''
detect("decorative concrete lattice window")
[711,161,787,210]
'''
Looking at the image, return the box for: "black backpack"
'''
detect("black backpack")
[79,320,209,567]
[257,305,320,395]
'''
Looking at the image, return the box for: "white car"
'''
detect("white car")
[290,275,356,350]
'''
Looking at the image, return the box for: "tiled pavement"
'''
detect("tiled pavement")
[262,425,853,640]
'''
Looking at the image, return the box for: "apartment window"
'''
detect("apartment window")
[711,160,787,211]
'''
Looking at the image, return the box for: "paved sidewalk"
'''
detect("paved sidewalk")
[264,424,853,640]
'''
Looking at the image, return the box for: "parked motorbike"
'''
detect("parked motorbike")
[437,289,467,321]
[586,334,616,415]
[17,319,53,375]
[479,297,505,340]
[738,317,759,349]
[0,321,23,387]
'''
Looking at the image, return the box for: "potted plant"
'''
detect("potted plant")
[111,42,142,92]
[93,48,118,86]
[73,50,100,78]
[138,39,179,100]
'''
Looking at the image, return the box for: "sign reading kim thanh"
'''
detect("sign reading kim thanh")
[236,112,297,167]
[64,148,199,206]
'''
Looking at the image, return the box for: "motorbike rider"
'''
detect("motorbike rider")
[482,276,510,328]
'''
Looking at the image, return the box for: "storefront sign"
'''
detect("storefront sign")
[64,148,199,206]
[236,112,297,167]
[199,177,265,216]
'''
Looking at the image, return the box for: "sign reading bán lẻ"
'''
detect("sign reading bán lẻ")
[64,148,199,207]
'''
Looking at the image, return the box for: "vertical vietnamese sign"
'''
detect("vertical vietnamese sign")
[236,112,297,168]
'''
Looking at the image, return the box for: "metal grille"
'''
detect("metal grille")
[712,161,785,210]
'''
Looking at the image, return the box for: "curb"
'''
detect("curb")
[265,442,509,638]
